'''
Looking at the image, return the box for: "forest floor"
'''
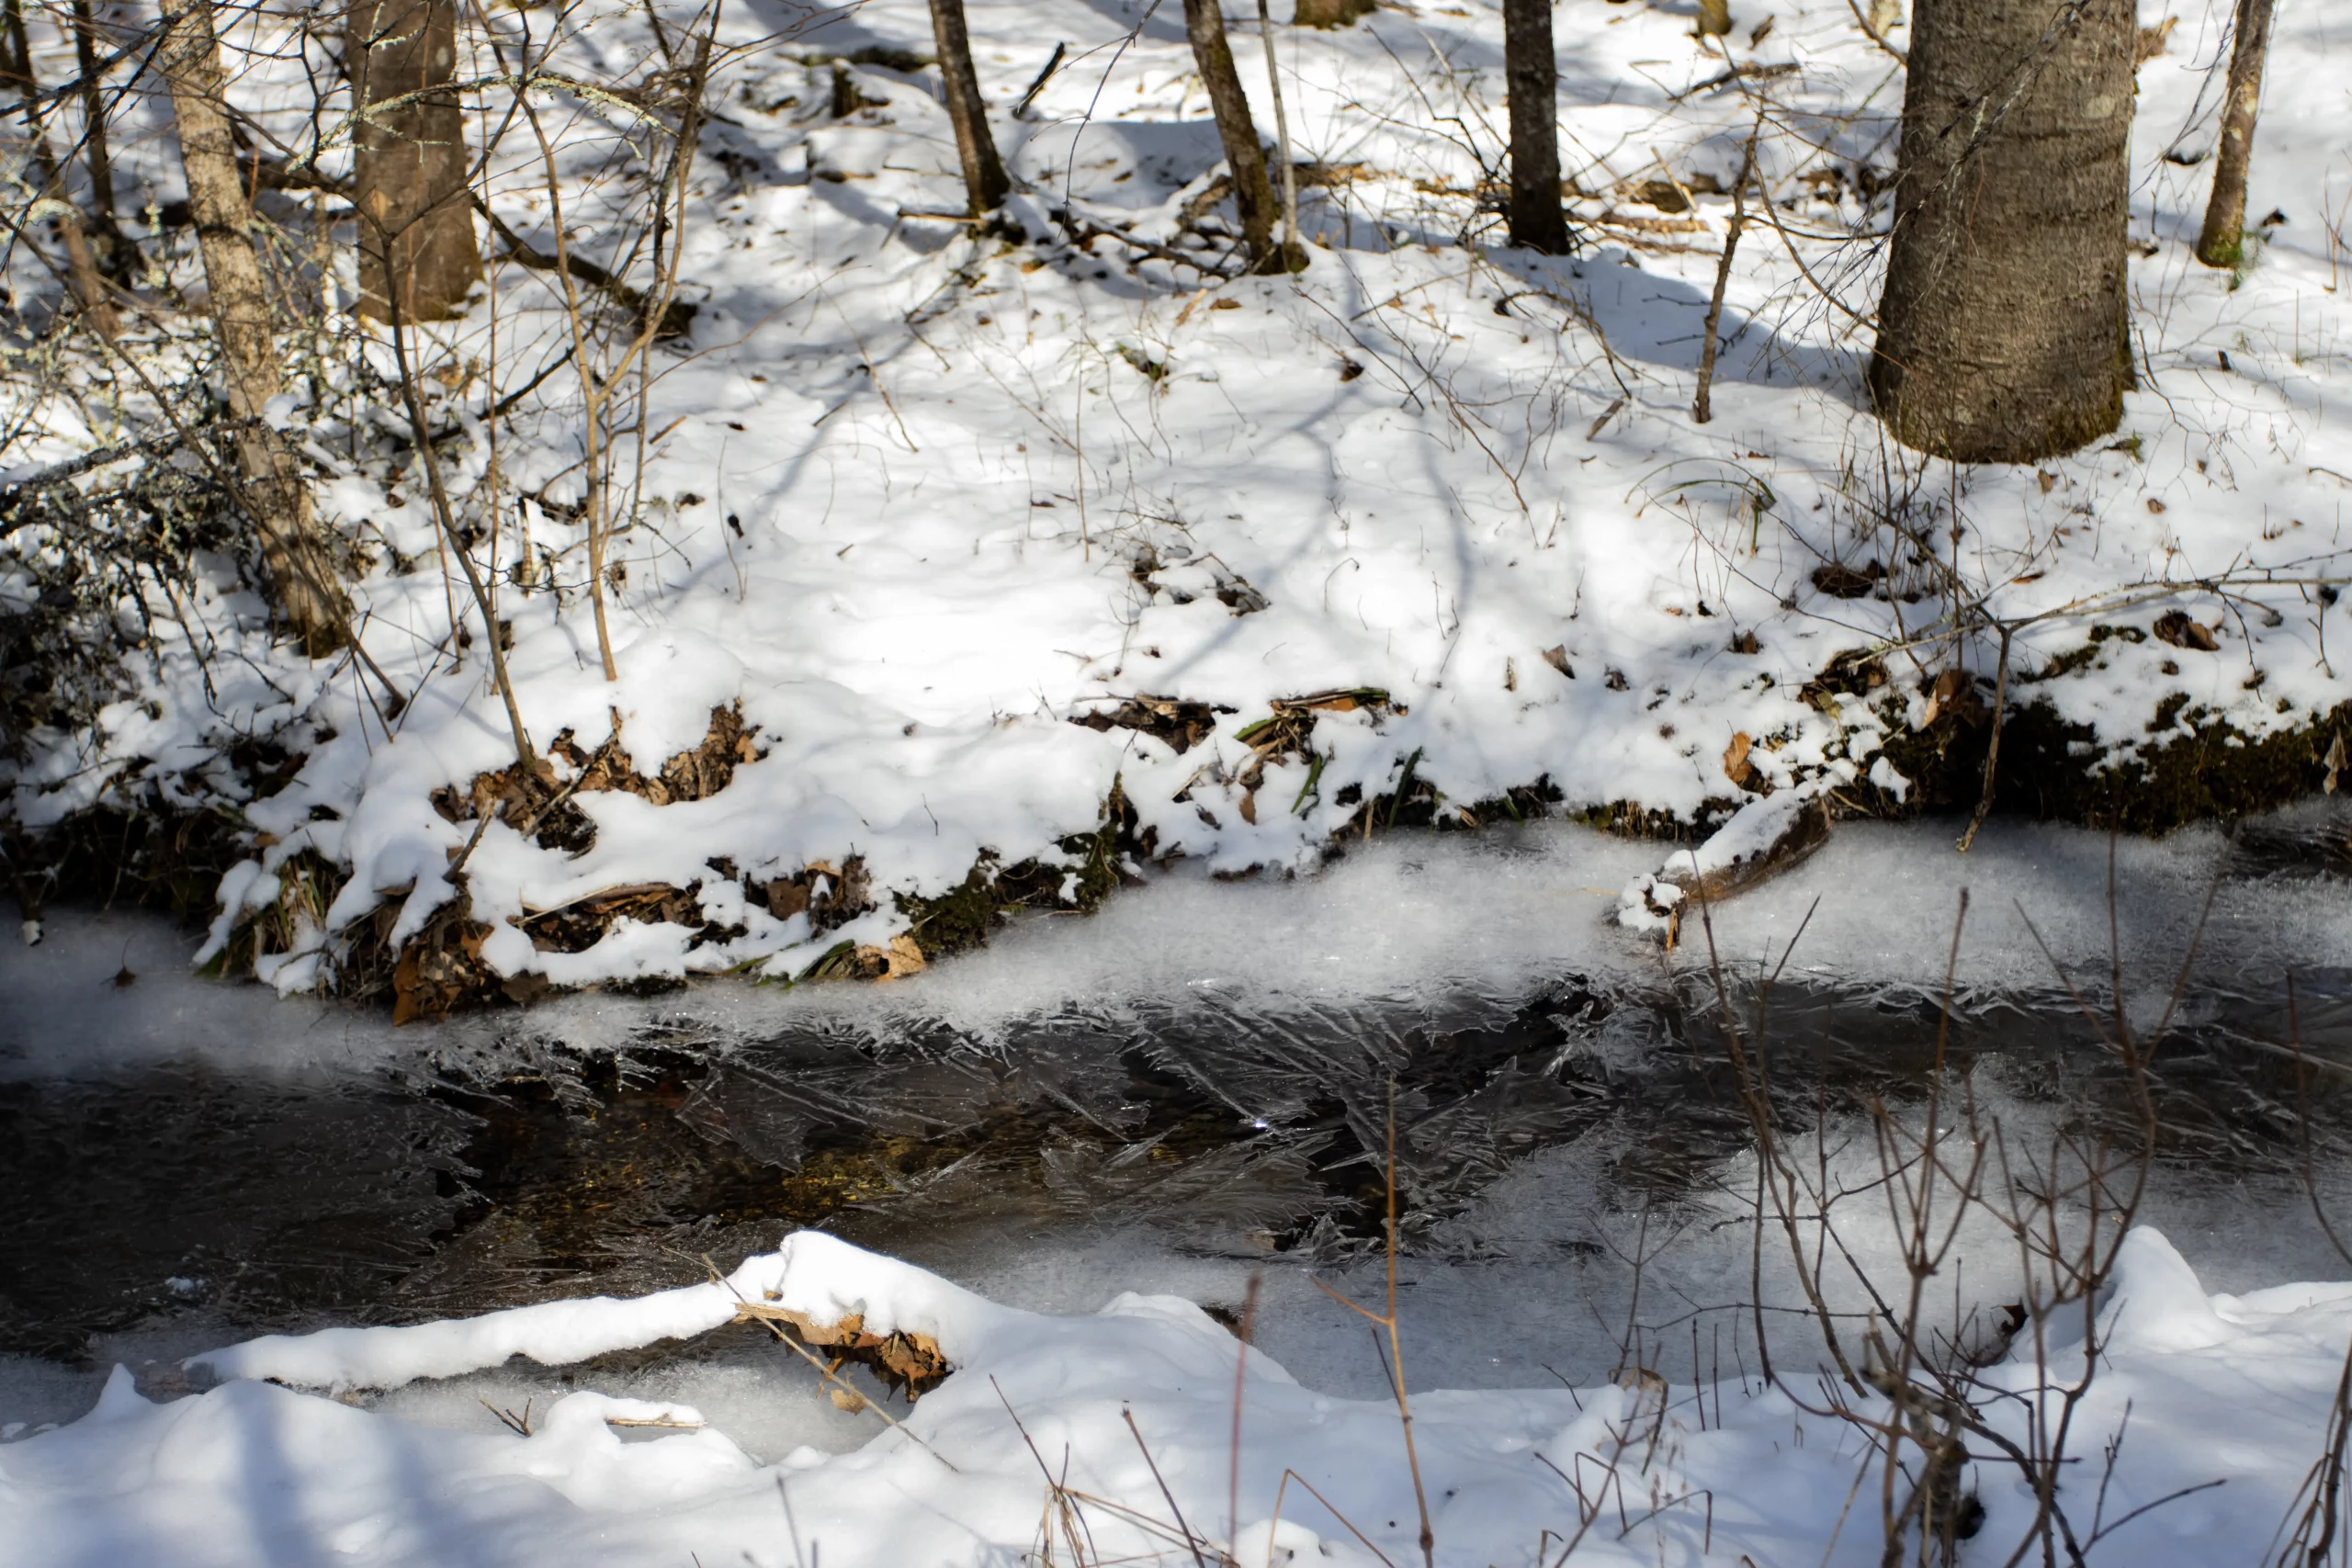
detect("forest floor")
[14,8,2352,1564]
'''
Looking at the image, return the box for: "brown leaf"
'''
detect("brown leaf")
[391,945,424,1026]
[2153,609,2219,651]
[1723,731,1757,790]
[881,933,927,980]
[1541,645,1574,678]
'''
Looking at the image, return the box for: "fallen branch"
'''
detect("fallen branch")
[470,193,697,339]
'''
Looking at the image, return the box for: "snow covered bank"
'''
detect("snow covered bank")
[5,0,2351,1003]
[6,1227,2351,1566]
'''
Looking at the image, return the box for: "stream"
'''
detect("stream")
[8,810,2352,1455]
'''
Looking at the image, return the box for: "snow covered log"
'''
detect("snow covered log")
[1618,789,1831,942]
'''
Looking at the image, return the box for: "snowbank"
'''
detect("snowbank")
[7,1228,2352,1567]
[5,0,2348,999]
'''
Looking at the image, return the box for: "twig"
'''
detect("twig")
[1694,119,1761,424]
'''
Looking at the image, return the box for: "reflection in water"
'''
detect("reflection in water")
[6,807,2352,1413]
[9,965,2352,1362]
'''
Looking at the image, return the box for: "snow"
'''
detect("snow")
[5,0,2349,997]
[9,1226,2352,1566]
[11,799,2352,1079]
[189,1231,1013,1392]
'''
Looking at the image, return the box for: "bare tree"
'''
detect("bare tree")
[1181,0,1290,272]
[2194,0,2277,269]
[925,0,1010,216]
[159,0,349,651]
[349,0,481,321]
[1869,0,2136,463]
[1502,0,1567,254]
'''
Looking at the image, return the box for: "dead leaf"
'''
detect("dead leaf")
[2153,609,2219,651]
[2037,471,2057,494]
[1920,668,1980,728]
[1541,645,1574,678]
[2146,497,2168,514]
[2325,732,2346,795]
[1723,731,1758,790]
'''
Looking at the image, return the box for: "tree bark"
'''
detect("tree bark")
[924,0,1010,215]
[1502,0,1567,254]
[348,0,480,321]
[1182,0,1283,272]
[2194,0,2275,269]
[1869,0,2135,464]
[66,0,133,281]
[1292,0,1373,27]
[2,0,117,337]
[160,0,348,653]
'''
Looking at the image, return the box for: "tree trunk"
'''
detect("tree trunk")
[67,0,134,283]
[1869,0,2135,464]
[924,0,1010,215]
[160,0,348,653]
[1292,0,1373,27]
[1502,0,1567,254]
[2194,0,2275,269]
[1182,0,1282,272]
[348,0,480,321]
[2,0,117,337]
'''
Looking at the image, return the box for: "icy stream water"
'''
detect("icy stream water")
[7,811,2352,1458]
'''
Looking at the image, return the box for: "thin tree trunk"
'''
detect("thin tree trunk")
[1182,0,1282,272]
[3,0,118,337]
[1252,0,1300,260]
[924,0,1009,215]
[2194,0,2275,269]
[66,0,133,280]
[1291,0,1373,27]
[348,0,480,321]
[1502,0,1567,254]
[1694,130,1758,424]
[1869,0,2135,463]
[159,0,348,653]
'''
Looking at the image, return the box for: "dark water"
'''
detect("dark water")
[9,958,2352,1364]
[9,808,2352,1393]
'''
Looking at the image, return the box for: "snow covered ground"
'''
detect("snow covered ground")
[6,0,2351,996]
[6,1225,2352,1567]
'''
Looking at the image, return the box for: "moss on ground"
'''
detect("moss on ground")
[1875,692,2349,836]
